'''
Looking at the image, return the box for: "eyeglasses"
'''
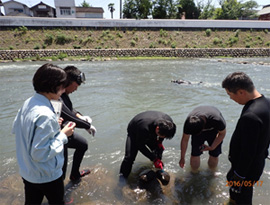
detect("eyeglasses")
[77,72,86,85]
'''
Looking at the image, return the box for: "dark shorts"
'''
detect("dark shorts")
[191,129,222,157]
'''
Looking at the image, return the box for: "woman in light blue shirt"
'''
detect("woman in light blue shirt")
[12,63,76,205]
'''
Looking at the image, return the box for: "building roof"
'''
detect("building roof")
[2,0,27,7]
[258,5,270,15]
[76,7,104,14]
[30,1,55,9]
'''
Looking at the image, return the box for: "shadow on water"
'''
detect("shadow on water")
[174,169,216,205]
[119,165,171,204]
[115,164,221,205]
[0,166,222,205]
[62,165,117,204]
[63,163,174,204]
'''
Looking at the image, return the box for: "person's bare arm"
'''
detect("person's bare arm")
[179,133,190,168]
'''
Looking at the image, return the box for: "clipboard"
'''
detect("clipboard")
[51,100,63,120]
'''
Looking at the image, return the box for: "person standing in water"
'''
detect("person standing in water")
[12,63,75,204]
[179,106,226,171]
[222,72,270,204]
[60,66,97,182]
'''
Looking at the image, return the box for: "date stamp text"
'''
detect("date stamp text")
[226,180,263,187]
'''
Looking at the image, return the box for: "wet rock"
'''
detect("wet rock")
[171,79,191,85]
[0,174,24,205]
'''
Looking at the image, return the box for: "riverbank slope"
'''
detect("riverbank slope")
[1,28,270,50]
[1,27,270,61]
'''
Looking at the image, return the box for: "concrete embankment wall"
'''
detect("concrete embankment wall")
[1,16,270,29]
[1,48,270,60]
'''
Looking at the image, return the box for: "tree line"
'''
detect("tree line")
[122,0,259,20]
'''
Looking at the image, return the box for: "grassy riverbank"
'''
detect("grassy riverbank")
[1,27,270,51]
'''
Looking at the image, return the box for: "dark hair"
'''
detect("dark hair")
[64,66,84,86]
[157,120,176,140]
[33,63,67,94]
[222,72,254,94]
[184,115,205,135]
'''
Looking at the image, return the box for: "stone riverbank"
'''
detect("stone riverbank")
[0,48,270,62]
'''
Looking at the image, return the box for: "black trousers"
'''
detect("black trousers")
[120,135,138,178]
[120,135,158,178]
[62,132,88,180]
[23,177,64,205]
[227,168,253,204]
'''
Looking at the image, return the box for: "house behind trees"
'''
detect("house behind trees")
[1,0,103,18]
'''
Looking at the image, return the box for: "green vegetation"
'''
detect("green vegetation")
[130,40,136,47]
[117,56,179,60]
[57,53,68,60]
[123,0,259,20]
[160,29,168,37]
[0,27,270,51]
[55,33,72,45]
[34,44,40,49]
[205,29,211,37]
[14,26,28,36]
[227,36,239,46]
[44,34,54,45]
[213,37,222,45]
[9,55,173,62]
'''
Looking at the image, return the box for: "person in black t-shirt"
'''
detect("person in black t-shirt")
[222,72,270,204]
[119,111,176,178]
[179,106,226,171]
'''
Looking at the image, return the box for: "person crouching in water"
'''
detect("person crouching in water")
[119,111,176,179]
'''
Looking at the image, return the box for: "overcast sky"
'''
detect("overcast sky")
[1,0,269,19]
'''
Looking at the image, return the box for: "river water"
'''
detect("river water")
[0,58,270,204]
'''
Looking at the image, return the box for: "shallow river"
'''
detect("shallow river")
[0,58,270,204]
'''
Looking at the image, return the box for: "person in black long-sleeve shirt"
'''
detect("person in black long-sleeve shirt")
[61,66,96,182]
[119,111,176,178]
[222,72,270,204]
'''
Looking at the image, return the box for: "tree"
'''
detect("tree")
[240,0,259,19]
[108,3,115,19]
[152,0,177,19]
[137,0,152,19]
[176,0,200,19]
[198,0,215,19]
[123,0,137,18]
[167,0,177,18]
[123,0,152,19]
[215,0,241,19]
[80,0,91,7]
[152,0,167,18]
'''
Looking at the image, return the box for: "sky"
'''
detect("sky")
[1,0,269,19]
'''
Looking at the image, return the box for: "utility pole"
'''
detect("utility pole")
[120,0,122,19]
